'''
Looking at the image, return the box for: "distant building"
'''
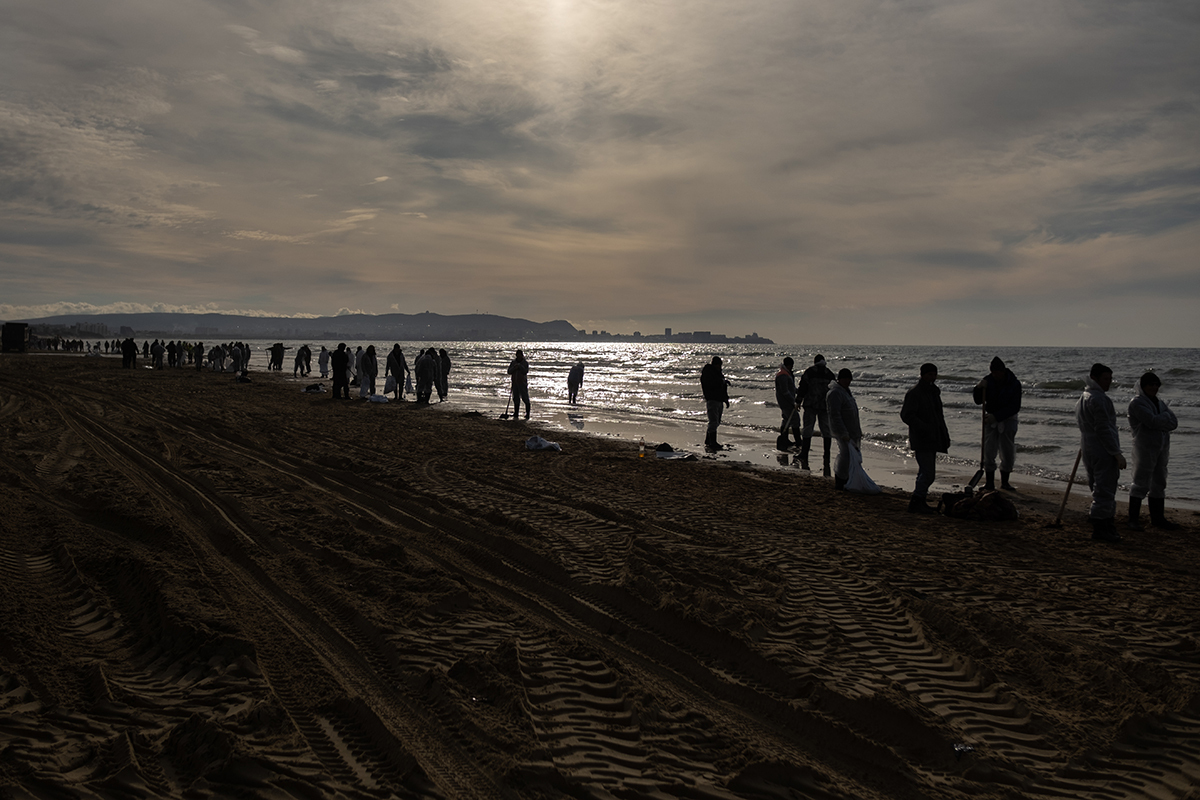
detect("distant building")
[2,322,29,353]
[665,327,671,337]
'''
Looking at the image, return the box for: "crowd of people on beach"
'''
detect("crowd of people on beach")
[727,351,1179,540]
[98,339,1182,538]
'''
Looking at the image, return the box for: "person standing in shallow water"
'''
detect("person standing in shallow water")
[508,349,531,420]
[973,356,1022,491]
[774,357,801,449]
[700,356,730,450]
[1127,371,1180,531]
[901,363,950,514]
[438,348,451,401]
[568,360,584,405]
[1076,363,1126,543]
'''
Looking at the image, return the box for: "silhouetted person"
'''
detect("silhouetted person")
[318,346,330,378]
[973,356,1022,491]
[799,355,836,474]
[1127,371,1179,531]
[827,368,862,490]
[1077,363,1125,542]
[385,345,409,400]
[360,345,378,397]
[121,337,137,368]
[568,360,584,404]
[331,344,350,399]
[438,348,451,401]
[415,348,437,404]
[700,356,730,450]
[508,349,530,419]
[775,357,801,448]
[901,363,950,514]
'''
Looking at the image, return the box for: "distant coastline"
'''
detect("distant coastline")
[8,311,773,345]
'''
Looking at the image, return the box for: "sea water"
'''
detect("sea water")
[244,341,1198,502]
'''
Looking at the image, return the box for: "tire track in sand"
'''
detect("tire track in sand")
[45,398,513,800]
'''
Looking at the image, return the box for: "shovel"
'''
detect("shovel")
[500,394,512,420]
[966,385,986,493]
[776,404,800,451]
[1048,449,1083,529]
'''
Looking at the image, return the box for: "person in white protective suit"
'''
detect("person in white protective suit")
[1075,363,1126,543]
[827,368,862,491]
[1127,371,1181,531]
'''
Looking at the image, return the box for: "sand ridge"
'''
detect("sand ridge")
[1,354,1199,799]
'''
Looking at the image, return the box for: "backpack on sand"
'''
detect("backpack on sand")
[938,490,1018,521]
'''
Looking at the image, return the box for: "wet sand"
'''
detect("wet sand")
[2,353,1200,800]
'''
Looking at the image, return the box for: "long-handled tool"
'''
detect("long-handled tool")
[1049,449,1083,529]
[776,404,800,451]
[500,393,512,420]
[966,385,986,493]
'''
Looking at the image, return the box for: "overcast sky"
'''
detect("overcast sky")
[1,0,1197,346]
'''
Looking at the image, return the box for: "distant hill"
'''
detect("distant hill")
[11,311,772,344]
[16,312,582,342]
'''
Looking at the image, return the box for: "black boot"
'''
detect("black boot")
[1091,518,1122,543]
[908,494,936,515]
[822,440,832,478]
[799,439,810,471]
[1149,497,1182,530]
[1000,471,1015,491]
[984,470,995,491]
[1128,497,1144,531]
[834,476,846,491]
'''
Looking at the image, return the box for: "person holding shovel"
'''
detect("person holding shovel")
[775,357,802,449]
[973,356,1022,491]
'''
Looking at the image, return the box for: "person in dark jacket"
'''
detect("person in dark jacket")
[701,356,731,450]
[385,345,409,400]
[121,337,138,368]
[774,357,801,449]
[799,355,836,474]
[568,361,585,405]
[415,348,438,404]
[360,344,378,396]
[507,349,530,419]
[972,356,1022,491]
[900,363,951,514]
[330,343,350,399]
[438,348,451,401]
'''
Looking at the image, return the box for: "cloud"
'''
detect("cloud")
[0,0,1196,344]
[0,301,320,319]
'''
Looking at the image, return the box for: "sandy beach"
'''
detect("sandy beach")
[3,353,1200,800]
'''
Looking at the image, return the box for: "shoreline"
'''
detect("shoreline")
[441,387,1200,515]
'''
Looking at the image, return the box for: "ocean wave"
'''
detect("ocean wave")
[1037,380,1085,391]
[1013,444,1062,454]
[1167,367,1195,376]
